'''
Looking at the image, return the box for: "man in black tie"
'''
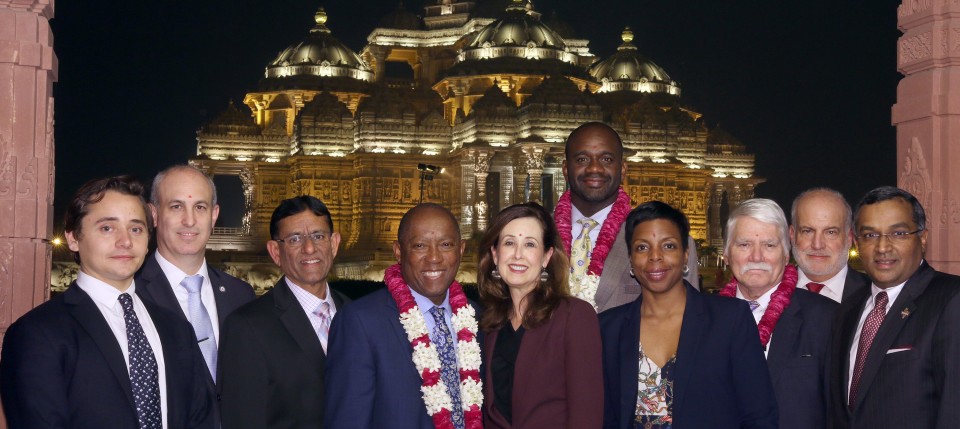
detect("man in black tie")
[0,176,213,429]
[829,186,960,428]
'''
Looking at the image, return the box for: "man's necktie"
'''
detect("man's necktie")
[571,218,599,279]
[119,293,162,429]
[849,291,888,408]
[314,301,332,353]
[429,306,464,429]
[806,282,826,294]
[748,300,760,312]
[181,274,217,381]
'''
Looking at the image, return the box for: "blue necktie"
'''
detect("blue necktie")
[119,293,162,429]
[181,274,217,381]
[429,306,464,429]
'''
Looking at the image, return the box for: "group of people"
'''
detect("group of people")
[1,122,958,429]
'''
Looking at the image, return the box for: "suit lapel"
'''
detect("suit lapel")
[673,284,706,410]
[766,299,802,385]
[273,279,325,360]
[618,297,642,426]
[208,268,233,326]
[838,286,871,398]
[64,284,136,409]
[595,226,628,310]
[139,253,187,321]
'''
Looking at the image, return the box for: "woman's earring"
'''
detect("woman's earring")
[629,268,635,277]
[492,266,502,280]
[682,265,690,275]
[540,268,549,283]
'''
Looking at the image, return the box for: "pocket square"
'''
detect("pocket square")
[886,347,913,354]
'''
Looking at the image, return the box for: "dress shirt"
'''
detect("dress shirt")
[846,281,906,402]
[410,287,458,355]
[155,252,220,344]
[76,271,169,429]
[285,277,338,348]
[571,203,614,247]
[736,283,780,358]
[797,265,849,303]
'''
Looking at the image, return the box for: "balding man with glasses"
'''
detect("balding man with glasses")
[218,196,350,429]
[829,186,960,429]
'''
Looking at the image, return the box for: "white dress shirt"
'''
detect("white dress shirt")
[76,271,169,429]
[286,278,338,351]
[155,252,221,344]
[410,287,458,355]
[846,281,906,402]
[736,283,780,358]
[798,265,850,303]
[571,203,614,246]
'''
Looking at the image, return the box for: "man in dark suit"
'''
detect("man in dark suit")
[0,176,213,429]
[790,188,870,302]
[829,186,960,428]
[135,165,255,395]
[723,198,837,429]
[556,122,700,312]
[325,203,482,429]
[218,196,349,429]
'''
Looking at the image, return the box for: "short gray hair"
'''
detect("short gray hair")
[790,187,852,233]
[724,198,790,258]
[150,164,218,206]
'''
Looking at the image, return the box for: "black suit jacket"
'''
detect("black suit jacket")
[218,278,349,429]
[0,283,214,429]
[829,262,960,429]
[766,288,837,429]
[841,268,870,302]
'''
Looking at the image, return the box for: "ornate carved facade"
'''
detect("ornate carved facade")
[193,0,763,283]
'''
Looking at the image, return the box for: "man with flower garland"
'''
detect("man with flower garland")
[325,203,483,429]
[720,198,837,429]
[556,122,700,312]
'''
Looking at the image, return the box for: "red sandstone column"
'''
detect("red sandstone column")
[892,0,960,275]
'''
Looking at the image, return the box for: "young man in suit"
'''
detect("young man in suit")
[218,196,349,429]
[556,122,699,312]
[829,186,960,428]
[723,198,837,429]
[790,188,869,302]
[135,165,255,396]
[325,203,481,429]
[0,176,213,429]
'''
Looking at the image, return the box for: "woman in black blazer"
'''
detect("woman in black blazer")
[599,201,778,428]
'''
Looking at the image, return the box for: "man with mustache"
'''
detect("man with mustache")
[789,188,869,302]
[721,198,837,429]
[556,122,699,312]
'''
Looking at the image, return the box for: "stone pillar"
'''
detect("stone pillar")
[892,0,960,274]
[709,182,725,248]
[472,150,491,232]
[521,145,547,203]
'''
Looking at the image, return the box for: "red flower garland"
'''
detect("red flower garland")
[554,187,632,276]
[384,264,483,429]
[719,264,799,347]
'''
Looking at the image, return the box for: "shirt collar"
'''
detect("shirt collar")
[155,251,210,289]
[409,286,451,314]
[798,265,848,295]
[736,281,780,311]
[571,202,614,225]
[285,277,335,311]
[76,270,134,309]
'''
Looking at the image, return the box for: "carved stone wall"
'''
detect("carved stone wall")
[893,0,960,274]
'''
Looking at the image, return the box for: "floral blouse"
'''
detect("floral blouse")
[634,345,675,429]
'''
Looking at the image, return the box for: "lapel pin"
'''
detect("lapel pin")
[901,308,910,319]
[219,286,226,292]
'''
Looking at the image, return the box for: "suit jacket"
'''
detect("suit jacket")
[0,283,214,429]
[594,226,641,313]
[217,278,348,429]
[324,288,482,429]
[841,268,870,302]
[599,283,778,429]
[766,288,837,429]
[829,262,960,429]
[482,298,603,429]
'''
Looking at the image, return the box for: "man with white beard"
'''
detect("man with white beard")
[789,188,869,302]
[719,198,837,429]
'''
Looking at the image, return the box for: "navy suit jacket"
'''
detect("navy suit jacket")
[218,278,348,429]
[0,283,214,429]
[829,262,960,429]
[324,287,481,429]
[599,283,778,429]
[766,288,837,429]
[841,268,870,302]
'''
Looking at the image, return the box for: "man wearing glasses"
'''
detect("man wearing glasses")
[218,196,350,429]
[829,186,960,428]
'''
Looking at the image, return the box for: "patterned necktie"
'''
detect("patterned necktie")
[181,274,217,381]
[849,291,888,408]
[806,282,826,294]
[119,293,162,429]
[748,300,760,312]
[571,218,599,279]
[314,301,332,353]
[429,306,464,429]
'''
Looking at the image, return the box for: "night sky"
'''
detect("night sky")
[50,0,902,229]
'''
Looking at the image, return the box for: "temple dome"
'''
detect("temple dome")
[589,27,680,96]
[264,8,374,84]
[378,3,422,30]
[467,0,564,50]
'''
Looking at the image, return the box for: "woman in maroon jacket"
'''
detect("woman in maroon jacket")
[478,202,603,429]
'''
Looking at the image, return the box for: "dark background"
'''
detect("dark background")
[50,0,903,229]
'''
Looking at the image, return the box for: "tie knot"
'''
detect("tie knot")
[429,306,446,324]
[806,282,826,294]
[314,301,331,319]
[578,218,599,232]
[180,274,204,294]
[119,293,134,312]
[875,291,888,308]
[747,300,760,311]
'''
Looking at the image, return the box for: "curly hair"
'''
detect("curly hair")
[478,202,569,332]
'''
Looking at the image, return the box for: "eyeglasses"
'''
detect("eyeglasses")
[276,231,331,247]
[857,229,924,243]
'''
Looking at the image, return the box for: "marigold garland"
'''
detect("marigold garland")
[718,264,799,348]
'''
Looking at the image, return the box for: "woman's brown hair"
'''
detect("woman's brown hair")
[478,202,570,331]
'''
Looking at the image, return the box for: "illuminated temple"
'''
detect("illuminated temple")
[191,0,763,284]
